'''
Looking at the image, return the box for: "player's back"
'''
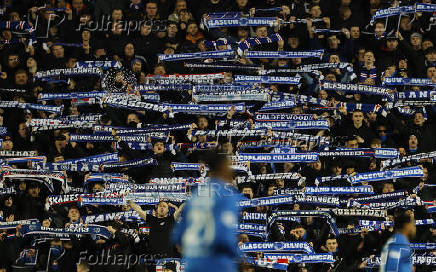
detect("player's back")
[172,178,241,272]
[379,233,412,272]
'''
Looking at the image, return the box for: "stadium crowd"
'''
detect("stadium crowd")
[0,0,436,271]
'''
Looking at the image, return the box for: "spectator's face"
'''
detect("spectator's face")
[2,30,12,41]
[68,208,80,222]
[179,10,190,21]
[167,24,178,36]
[15,72,28,85]
[310,5,321,18]
[72,0,84,10]
[112,9,123,21]
[328,36,339,49]
[398,59,407,69]
[267,186,276,196]
[377,125,387,136]
[146,3,158,17]
[236,0,248,7]
[2,139,13,150]
[124,43,135,57]
[400,17,412,31]
[427,67,436,78]
[26,58,36,68]
[197,117,208,130]
[92,183,104,192]
[187,23,198,36]
[382,183,394,193]
[221,142,233,154]
[324,73,336,82]
[409,135,418,149]
[386,39,398,50]
[375,23,385,37]
[341,8,351,20]
[9,11,20,21]
[28,187,40,198]
[329,54,340,63]
[414,113,425,126]
[426,51,436,62]
[127,113,140,125]
[332,165,342,175]
[175,0,187,11]
[153,141,165,154]
[42,219,51,227]
[255,27,267,38]
[82,30,90,41]
[242,188,253,199]
[112,23,123,34]
[352,112,364,125]
[55,138,67,150]
[292,227,306,239]
[8,55,19,68]
[4,196,12,207]
[141,24,152,36]
[283,163,294,172]
[422,40,433,51]
[287,37,299,49]
[154,65,166,75]
[156,202,169,217]
[364,52,374,63]
[237,29,249,39]
[318,90,328,99]
[312,161,322,171]
[52,45,64,58]
[350,26,360,39]
[346,139,358,148]
[410,36,421,47]
[18,123,27,138]
[326,239,338,252]
[276,179,284,188]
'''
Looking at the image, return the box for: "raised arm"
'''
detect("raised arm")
[128,200,148,220]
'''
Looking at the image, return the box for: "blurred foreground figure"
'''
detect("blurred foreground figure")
[379,211,416,272]
[172,151,242,272]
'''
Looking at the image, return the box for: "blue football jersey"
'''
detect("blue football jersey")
[379,233,413,272]
[172,178,242,272]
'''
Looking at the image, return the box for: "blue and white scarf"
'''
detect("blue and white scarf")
[35,67,103,79]
[255,113,315,121]
[254,120,329,130]
[164,103,245,114]
[206,17,277,29]
[239,242,314,253]
[321,81,395,101]
[193,84,253,92]
[304,186,374,195]
[158,50,234,62]
[234,75,301,84]
[348,166,424,184]
[382,77,436,87]
[38,91,106,101]
[76,61,121,69]
[264,253,334,263]
[237,153,318,163]
[136,84,192,92]
[244,50,323,59]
